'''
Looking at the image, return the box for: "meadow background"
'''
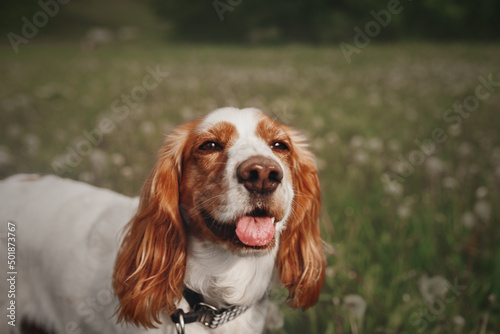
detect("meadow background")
[1,0,499,333]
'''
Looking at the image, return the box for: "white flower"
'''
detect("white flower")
[121,166,134,178]
[425,156,445,177]
[366,137,384,153]
[82,27,114,48]
[473,200,491,222]
[418,275,449,304]
[397,204,412,220]
[457,142,473,159]
[342,294,367,320]
[140,121,156,136]
[475,186,488,199]
[453,315,465,327]
[325,267,335,278]
[349,136,364,149]
[448,124,462,137]
[461,212,476,229]
[382,179,404,198]
[111,153,125,167]
[442,177,459,190]
[353,150,369,165]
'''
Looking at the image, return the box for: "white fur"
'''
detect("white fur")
[0,109,295,334]
[198,107,294,236]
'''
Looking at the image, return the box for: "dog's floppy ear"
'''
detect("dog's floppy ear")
[278,130,326,309]
[112,122,196,328]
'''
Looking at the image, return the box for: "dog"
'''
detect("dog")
[0,107,326,333]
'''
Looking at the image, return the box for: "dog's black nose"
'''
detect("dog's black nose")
[237,156,283,194]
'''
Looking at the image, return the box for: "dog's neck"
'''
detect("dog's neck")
[184,236,278,309]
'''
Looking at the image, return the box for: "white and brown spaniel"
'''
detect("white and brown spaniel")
[0,107,326,334]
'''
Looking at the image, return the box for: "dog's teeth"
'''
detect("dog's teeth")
[271,217,275,224]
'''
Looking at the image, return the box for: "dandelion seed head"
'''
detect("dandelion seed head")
[383,180,404,198]
[475,186,488,199]
[457,142,473,159]
[140,120,156,136]
[353,150,369,165]
[349,136,364,149]
[461,212,476,229]
[418,275,449,304]
[473,200,491,222]
[121,166,134,178]
[397,204,412,220]
[425,156,446,176]
[453,315,465,327]
[111,153,125,166]
[325,267,335,278]
[366,137,384,153]
[342,294,367,320]
[442,177,459,190]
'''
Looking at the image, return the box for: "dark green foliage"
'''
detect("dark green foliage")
[151,0,500,42]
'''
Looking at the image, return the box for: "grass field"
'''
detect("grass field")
[1,39,499,333]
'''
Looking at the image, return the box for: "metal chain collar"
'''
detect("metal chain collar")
[172,301,249,334]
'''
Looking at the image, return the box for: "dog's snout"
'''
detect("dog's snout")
[237,156,283,194]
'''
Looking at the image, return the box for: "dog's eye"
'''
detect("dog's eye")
[271,141,289,151]
[199,141,223,152]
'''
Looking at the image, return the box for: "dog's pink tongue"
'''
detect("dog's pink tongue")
[236,216,275,246]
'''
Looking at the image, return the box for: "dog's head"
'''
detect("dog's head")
[113,108,325,328]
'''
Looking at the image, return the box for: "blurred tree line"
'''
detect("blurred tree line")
[152,0,500,42]
[2,0,499,42]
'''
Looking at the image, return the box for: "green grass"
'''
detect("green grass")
[1,41,499,334]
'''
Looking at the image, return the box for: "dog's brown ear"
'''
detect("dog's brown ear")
[112,122,196,328]
[278,130,326,309]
